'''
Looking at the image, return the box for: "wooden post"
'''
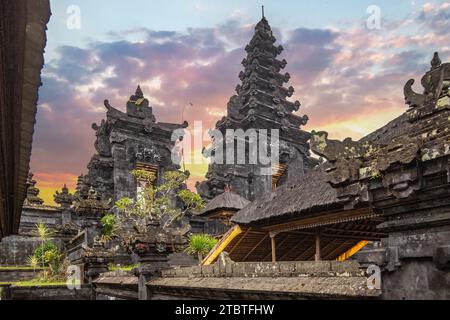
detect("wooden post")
[315,234,321,261]
[270,233,276,263]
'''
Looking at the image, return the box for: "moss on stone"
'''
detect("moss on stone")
[0,266,46,271]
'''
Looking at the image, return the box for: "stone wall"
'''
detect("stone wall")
[0,235,66,266]
[0,268,44,282]
[0,206,73,266]
[18,206,63,234]
[381,259,450,300]
[146,256,380,300]
[1,285,91,300]
[160,260,364,278]
[93,270,138,300]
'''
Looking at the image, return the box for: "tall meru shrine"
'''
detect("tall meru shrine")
[1,1,449,300]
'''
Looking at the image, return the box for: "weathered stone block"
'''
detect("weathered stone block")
[355,248,387,267]
[230,262,246,276]
[294,261,331,275]
[243,263,258,276]
[330,261,361,273]
[201,265,215,277]
[174,266,195,277]
[192,266,202,276]
[279,262,296,276]
[161,268,176,277]
[253,262,280,276]
[212,263,221,276]
[434,245,450,270]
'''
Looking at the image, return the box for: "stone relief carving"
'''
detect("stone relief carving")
[136,144,162,164]
[404,52,450,109]
[92,119,112,157]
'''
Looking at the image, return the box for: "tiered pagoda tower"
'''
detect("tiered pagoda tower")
[196,16,317,201]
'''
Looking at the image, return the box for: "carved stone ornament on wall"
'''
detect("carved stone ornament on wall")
[92,119,112,157]
[135,144,162,164]
[381,166,421,199]
[376,136,421,172]
[404,52,450,111]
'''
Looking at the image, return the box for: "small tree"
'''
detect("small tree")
[112,170,204,239]
[185,234,218,264]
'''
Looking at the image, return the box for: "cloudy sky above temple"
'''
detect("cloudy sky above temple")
[32,0,450,204]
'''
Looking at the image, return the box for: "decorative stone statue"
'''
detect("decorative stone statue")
[92,119,112,157]
[54,184,75,209]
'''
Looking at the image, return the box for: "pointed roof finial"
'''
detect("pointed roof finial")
[431,52,441,69]
[135,85,144,98]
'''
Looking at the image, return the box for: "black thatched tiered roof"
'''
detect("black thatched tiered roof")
[360,113,412,145]
[231,165,339,225]
[232,110,415,227]
[198,191,250,217]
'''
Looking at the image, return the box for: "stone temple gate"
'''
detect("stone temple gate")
[79,86,189,202]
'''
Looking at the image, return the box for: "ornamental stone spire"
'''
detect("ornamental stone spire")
[126,85,153,119]
[54,184,75,209]
[24,173,44,206]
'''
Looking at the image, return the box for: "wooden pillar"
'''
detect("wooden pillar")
[315,234,321,261]
[270,233,277,263]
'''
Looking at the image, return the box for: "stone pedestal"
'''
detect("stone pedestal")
[135,249,169,300]
[86,257,109,284]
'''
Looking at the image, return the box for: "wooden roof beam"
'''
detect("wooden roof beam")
[278,236,311,261]
[242,233,269,262]
[228,228,251,255]
[323,240,353,260]
[288,230,381,241]
[323,227,385,238]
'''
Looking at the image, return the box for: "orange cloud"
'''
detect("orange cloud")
[33,172,78,205]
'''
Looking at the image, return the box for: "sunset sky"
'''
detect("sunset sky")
[31,0,450,204]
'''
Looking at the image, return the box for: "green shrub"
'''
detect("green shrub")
[33,241,59,265]
[185,234,218,264]
[100,213,118,241]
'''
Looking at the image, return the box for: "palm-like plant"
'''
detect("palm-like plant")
[35,223,55,241]
[185,234,218,264]
[34,223,55,268]
[27,255,39,273]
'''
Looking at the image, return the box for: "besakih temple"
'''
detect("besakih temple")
[1,3,449,300]
[196,16,316,202]
[188,48,450,299]
[140,19,450,300]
